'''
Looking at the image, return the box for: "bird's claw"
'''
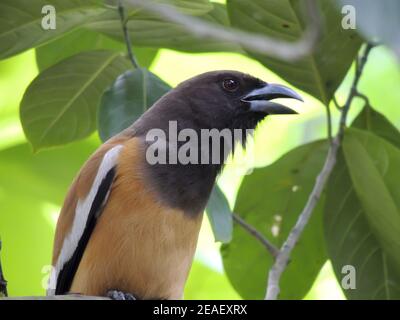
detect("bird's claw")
[107,290,136,300]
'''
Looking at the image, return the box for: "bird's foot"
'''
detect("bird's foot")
[107,290,136,300]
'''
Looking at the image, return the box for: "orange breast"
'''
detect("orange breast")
[69,138,203,299]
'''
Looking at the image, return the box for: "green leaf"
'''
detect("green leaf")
[98,68,170,141]
[338,0,400,59]
[342,128,400,269]
[206,186,233,243]
[325,106,400,299]
[20,50,131,151]
[0,0,106,60]
[0,141,97,203]
[105,0,213,16]
[325,152,400,299]
[35,29,124,71]
[0,139,98,295]
[226,0,363,105]
[185,261,240,299]
[132,47,160,70]
[163,0,213,15]
[352,105,400,149]
[120,0,214,16]
[222,141,328,299]
[87,3,241,53]
[35,28,158,71]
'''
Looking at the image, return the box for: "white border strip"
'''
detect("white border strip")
[48,145,123,295]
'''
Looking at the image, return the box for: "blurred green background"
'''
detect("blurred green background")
[0,43,399,298]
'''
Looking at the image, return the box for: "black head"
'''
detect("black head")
[169,70,303,131]
[131,71,303,216]
[134,70,302,136]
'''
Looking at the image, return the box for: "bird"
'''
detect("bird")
[47,70,302,299]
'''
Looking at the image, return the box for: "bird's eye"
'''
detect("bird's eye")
[222,78,239,92]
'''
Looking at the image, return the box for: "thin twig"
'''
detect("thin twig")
[118,0,139,68]
[339,44,374,134]
[355,91,370,106]
[232,213,280,259]
[332,96,342,110]
[325,104,333,144]
[265,43,375,300]
[0,240,8,297]
[354,53,359,76]
[125,0,321,61]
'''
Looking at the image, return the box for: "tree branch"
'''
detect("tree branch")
[265,43,375,300]
[232,213,279,259]
[118,0,139,68]
[325,104,333,144]
[0,240,8,297]
[125,0,321,61]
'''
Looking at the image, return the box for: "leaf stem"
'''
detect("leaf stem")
[325,104,333,144]
[332,96,342,110]
[232,213,280,259]
[118,0,139,68]
[265,43,375,300]
[354,91,371,107]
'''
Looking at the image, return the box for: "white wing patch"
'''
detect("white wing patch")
[48,144,123,295]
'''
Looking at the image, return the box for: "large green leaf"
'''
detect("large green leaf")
[0,141,97,203]
[325,107,400,299]
[35,29,124,71]
[0,0,105,60]
[342,128,400,269]
[185,261,240,299]
[20,50,131,150]
[98,68,170,141]
[87,3,241,53]
[0,139,98,296]
[227,0,362,105]
[222,141,328,299]
[337,0,400,60]
[352,105,400,149]
[35,28,158,71]
[206,185,233,243]
[161,0,213,15]
[120,0,214,16]
[325,153,400,299]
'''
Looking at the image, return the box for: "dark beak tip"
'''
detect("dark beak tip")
[274,106,299,115]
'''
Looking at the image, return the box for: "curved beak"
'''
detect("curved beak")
[241,83,303,115]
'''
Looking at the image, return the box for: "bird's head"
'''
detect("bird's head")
[170,70,303,131]
[135,70,303,137]
[133,71,303,214]
[134,70,303,166]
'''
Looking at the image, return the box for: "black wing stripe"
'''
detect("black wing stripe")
[55,167,116,294]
